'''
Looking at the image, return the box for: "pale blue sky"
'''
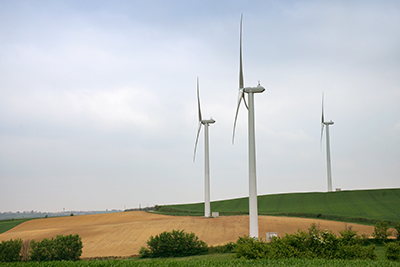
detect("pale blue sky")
[1,0,399,212]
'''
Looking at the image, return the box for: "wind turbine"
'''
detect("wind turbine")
[320,93,334,192]
[194,77,215,218]
[232,14,265,238]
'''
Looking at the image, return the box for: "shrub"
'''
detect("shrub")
[385,242,400,261]
[0,239,23,262]
[141,229,208,258]
[208,242,236,254]
[139,246,151,258]
[394,222,400,241]
[372,221,392,240]
[233,236,269,259]
[30,234,82,261]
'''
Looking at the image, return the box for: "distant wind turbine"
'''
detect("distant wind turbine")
[193,77,215,218]
[232,14,265,238]
[320,93,334,192]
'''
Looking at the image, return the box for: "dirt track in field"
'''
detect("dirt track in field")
[0,211,375,258]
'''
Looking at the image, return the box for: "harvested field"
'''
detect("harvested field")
[0,211,375,258]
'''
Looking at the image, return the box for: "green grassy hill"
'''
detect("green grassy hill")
[156,188,400,225]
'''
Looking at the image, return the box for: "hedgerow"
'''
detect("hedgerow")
[234,223,376,260]
[30,234,83,261]
[0,234,82,262]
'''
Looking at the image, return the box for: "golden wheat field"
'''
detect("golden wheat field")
[0,211,375,258]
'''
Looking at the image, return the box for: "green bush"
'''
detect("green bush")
[234,224,376,260]
[372,221,392,240]
[138,246,151,258]
[0,238,23,262]
[233,236,269,259]
[140,229,208,258]
[30,234,83,261]
[208,242,236,254]
[394,222,400,240]
[385,242,400,261]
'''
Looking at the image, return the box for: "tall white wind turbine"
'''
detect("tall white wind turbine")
[320,93,334,192]
[232,14,265,238]
[194,77,215,218]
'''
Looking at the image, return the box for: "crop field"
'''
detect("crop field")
[158,188,400,223]
[0,219,33,234]
[0,211,376,258]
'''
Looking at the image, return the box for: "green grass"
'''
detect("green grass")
[155,188,400,225]
[0,219,34,234]
[1,254,400,266]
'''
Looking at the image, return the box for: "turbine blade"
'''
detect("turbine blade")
[232,90,244,144]
[193,123,202,162]
[239,14,244,89]
[320,124,324,151]
[197,77,202,122]
[321,92,324,124]
[242,93,249,110]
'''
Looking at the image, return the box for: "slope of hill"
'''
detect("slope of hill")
[156,188,400,224]
[0,211,375,258]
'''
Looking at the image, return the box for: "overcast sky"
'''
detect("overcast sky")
[1,0,399,213]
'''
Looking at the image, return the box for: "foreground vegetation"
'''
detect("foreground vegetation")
[1,224,400,265]
[0,234,82,262]
[2,255,400,266]
[156,188,400,225]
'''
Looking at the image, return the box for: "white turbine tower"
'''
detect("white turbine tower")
[194,77,215,218]
[320,93,334,192]
[232,14,265,238]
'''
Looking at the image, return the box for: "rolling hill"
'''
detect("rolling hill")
[156,188,400,224]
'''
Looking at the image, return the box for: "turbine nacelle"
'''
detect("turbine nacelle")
[201,118,216,125]
[243,84,265,94]
[323,120,334,126]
